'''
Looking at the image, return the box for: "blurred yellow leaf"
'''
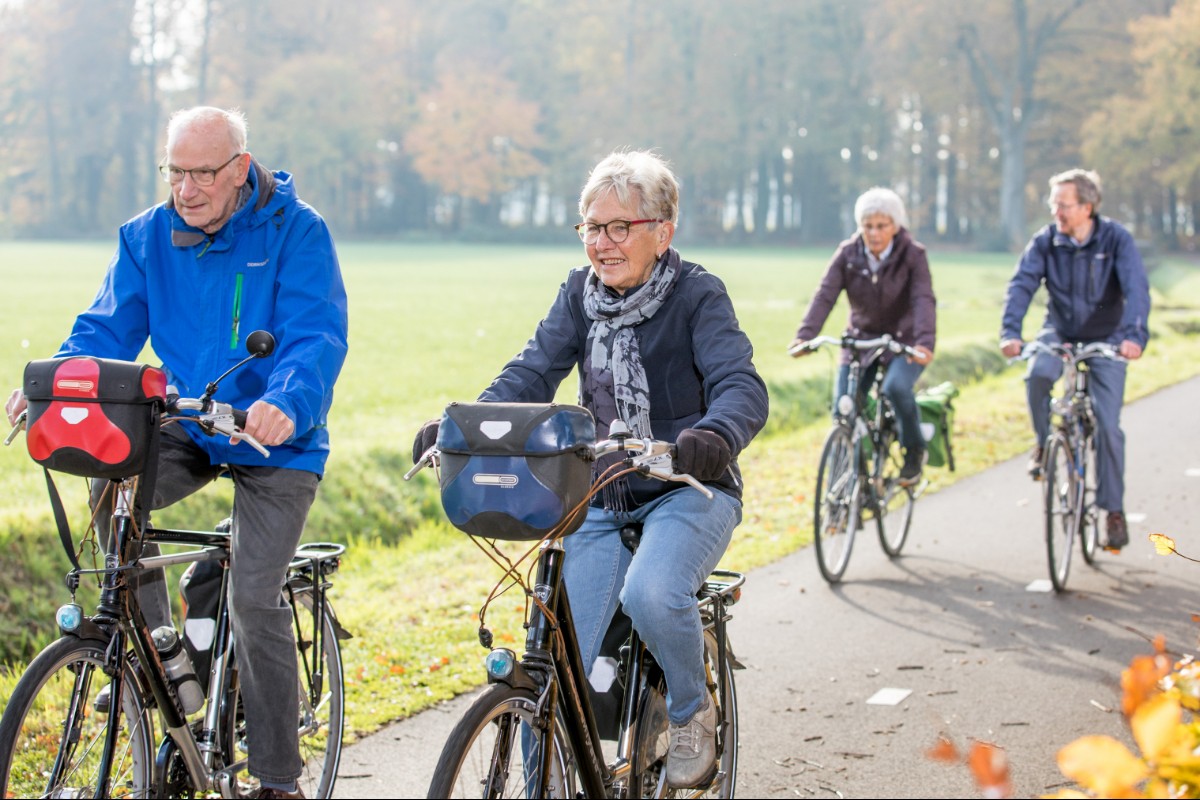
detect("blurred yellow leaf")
[1131,693,1181,761]
[1122,649,1172,717]
[1057,736,1148,796]
[927,735,959,763]
[1149,533,1175,556]
[967,740,1012,798]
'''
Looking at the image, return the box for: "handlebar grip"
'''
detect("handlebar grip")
[232,408,248,429]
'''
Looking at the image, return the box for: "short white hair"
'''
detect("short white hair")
[165,106,248,155]
[854,187,908,230]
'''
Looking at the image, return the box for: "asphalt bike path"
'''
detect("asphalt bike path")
[334,375,1200,798]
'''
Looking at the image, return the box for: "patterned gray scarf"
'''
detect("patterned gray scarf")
[581,249,681,508]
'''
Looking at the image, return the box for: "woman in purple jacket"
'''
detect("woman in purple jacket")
[789,187,936,484]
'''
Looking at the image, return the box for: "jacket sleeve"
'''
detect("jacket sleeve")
[1112,227,1151,348]
[690,275,769,457]
[479,275,582,403]
[794,245,849,342]
[259,216,349,437]
[907,244,937,351]
[57,226,151,360]
[1000,233,1048,342]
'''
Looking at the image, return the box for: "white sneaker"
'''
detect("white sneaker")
[666,695,717,789]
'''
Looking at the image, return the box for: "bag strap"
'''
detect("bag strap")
[43,468,81,572]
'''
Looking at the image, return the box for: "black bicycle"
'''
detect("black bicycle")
[407,414,743,799]
[1014,340,1126,592]
[0,332,348,798]
[791,334,924,583]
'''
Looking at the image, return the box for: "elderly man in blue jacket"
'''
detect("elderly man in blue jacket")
[6,106,348,798]
[999,168,1150,552]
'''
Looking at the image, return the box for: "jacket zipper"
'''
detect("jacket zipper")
[230,273,243,350]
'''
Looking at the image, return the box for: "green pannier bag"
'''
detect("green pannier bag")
[916,381,958,470]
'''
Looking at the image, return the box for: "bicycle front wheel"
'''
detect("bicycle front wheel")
[814,425,859,583]
[426,684,579,799]
[1079,432,1101,565]
[0,636,155,799]
[1044,434,1079,592]
[873,426,914,557]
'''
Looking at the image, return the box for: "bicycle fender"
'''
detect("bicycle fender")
[63,617,111,644]
[487,659,541,693]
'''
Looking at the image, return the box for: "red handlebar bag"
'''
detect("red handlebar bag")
[23,357,167,480]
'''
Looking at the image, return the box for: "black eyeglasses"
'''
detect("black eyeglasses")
[159,153,244,186]
[574,219,663,244]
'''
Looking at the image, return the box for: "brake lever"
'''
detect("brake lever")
[4,410,27,446]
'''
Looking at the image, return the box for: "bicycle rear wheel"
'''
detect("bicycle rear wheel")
[426,684,579,799]
[873,426,914,557]
[228,581,345,798]
[1079,432,1101,565]
[814,425,859,583]
[0,636,154,798]
[1044,433,1079,592]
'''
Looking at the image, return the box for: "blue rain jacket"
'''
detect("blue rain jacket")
[58,162,349,475]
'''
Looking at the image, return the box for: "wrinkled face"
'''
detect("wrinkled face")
[166,120,249,234]
[1049,183,1092,241]
[860,212,897,257]
[582,190,673,294]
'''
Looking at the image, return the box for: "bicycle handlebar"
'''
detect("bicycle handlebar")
[1008,340,1127,367]
[788,333,922,360]
[404,418,714,500]
[166,395,269,457]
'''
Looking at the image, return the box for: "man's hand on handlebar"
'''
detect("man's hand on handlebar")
[1118,340,1143,360]
[6,389,26,428]
[237,400,294,447]
[1000,338,1024,359]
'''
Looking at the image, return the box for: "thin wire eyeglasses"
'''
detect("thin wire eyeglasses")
[159,153,244,186]
[575,219,664,244]
[1048,201,1080,213]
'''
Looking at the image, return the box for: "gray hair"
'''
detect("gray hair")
[578,150,679,223]
[854,187,908,230]
[165,106,248,155]
[1049,168,1102,212]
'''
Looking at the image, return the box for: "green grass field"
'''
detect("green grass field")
[2,239,1199,744]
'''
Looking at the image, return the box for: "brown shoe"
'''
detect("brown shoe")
[1027,446,1045,481]
[1105,511,1129,551]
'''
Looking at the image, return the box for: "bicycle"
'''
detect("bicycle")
[0,331,348,798]
[789,334,925,584]
[1013,339,1126,592]
[406,414,744,798]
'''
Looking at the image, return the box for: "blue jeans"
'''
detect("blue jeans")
[91,425,318,784]
[837,356,926,453]
[562,487,741,725]
[1025,329,1127,512]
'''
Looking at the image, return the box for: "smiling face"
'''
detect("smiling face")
[167,117,250,234]
[582,190,674,294]
[860,212,898,258]
[1049,182,1094,241]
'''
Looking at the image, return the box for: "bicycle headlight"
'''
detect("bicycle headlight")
[484,648,516,680]
[56,603,83,633]
[836,394,855,418]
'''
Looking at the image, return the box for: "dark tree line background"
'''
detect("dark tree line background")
[0,0,1196,250]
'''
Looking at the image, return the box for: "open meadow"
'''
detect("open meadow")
[2,239,1200,740]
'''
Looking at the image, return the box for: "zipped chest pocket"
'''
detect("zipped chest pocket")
[224,263,275,357]
[1086,253,1115,303]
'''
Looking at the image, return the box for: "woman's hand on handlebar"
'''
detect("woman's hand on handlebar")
[674,428,731,482]
[909,345,934,366]
[788,338,813,358]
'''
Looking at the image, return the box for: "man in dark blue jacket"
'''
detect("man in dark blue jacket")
[999,168,1150,551]
[6,106,348,798]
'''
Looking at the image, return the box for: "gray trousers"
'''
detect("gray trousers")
[92,424,319,784]
[1024,330,1127,513]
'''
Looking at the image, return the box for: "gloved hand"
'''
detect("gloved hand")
[411,418,440,464]
[673,428,732,482]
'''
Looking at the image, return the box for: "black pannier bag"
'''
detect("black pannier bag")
[436,402,596,540]
[23,356,168,479]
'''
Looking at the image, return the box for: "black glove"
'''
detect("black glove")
[411,418,440,464]
[673,428,732,482]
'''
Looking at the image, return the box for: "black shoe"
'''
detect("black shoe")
[1105,511,1129,551]
[899,447,924,487]
[1027,446,1045,481]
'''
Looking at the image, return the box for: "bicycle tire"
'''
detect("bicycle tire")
[0,636,155,799]
[425,683,580,799]
[873,426,914,557]
[229,580,345,799]
[1079,431,1101,565]
[814,425,858,583]
[1044,433,1078,592]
